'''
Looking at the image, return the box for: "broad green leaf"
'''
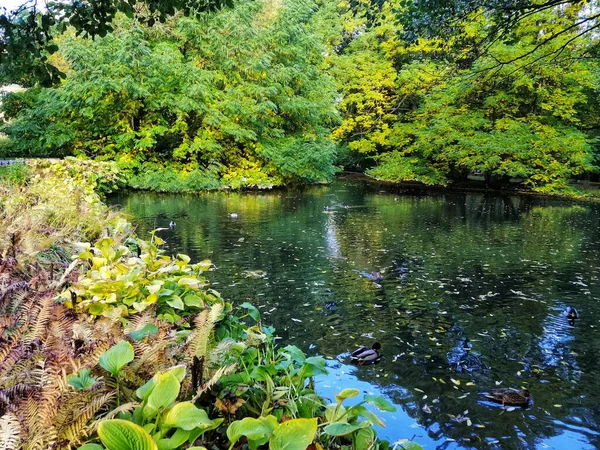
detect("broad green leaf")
[68,368,97,390]
[227,416,278,446]
[144,372,180,418]
[240,302,261,322]
[99,341,134,376]
[162,402,214,430]
[325,404,347,423]
[156,428,189,450]
[98,419,157,450]
[323,422,366,436]
[129,324,159,341]
[166,296,184,310]
[348,405,385,427]
[78,444,104,450]
[335,388,360,403]
[352,427,376,450]
[269,418,317,450]
[364,395,396,412]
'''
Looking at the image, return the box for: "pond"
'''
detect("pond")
[109,177,600,449]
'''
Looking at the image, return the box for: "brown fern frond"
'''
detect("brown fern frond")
[191,364,237,402]
[59,391,115,447]
[186,309,211,359]
[0,413,21,450]
[23,295,54,344]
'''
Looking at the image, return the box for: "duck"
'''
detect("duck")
[485,388,531,407]
[228,213,240,219]
[565,306,578,320]
[351,342,382,365]
[169,221,176,228]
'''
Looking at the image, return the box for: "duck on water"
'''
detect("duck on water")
[351,342,382,365]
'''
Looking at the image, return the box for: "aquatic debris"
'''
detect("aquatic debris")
[242,270,267,278]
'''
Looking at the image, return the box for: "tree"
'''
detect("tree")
[0,0,233,86]
[2,0,340,187]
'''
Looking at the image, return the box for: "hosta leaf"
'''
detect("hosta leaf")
[129,324,159,341]
[99,341,134,376]
[98,419,157,450]
[144,372,180,418]
[162,402,214,430]
[269,418,317,450]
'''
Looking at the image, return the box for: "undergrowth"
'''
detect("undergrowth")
[0,159,418,449]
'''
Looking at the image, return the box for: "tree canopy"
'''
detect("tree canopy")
[1,0,599,193]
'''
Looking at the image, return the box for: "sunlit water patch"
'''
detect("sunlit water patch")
[109,178,600,449]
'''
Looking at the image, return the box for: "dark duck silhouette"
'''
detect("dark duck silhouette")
[565,306,578,325]
[485,388,531,407]
[456,338,487,373]
[351,342,382,365]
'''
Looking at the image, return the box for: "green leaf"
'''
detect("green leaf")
[78,444,104,450]
[136,366,186,402]
[166,296,184,310]
[144,372,180,418]
[364,395,396,412]
[99,341,134,377]
[348,405,385,427]
[129,324,159,341]
[240,302,261,322]
[156,428,189,450]
[68,368,97,390]
[98,419,158,450]
[335,388,360,403]
[269,418,317,450]
[352,427,376,450]
[227,416,278,448]
[323,422,366,436]
[162,402,214,430]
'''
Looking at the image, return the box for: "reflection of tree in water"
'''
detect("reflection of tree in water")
[109,181,600,449]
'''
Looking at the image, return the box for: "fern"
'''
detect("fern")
[0,413,21,450]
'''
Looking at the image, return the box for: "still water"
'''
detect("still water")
[109,178,600,449]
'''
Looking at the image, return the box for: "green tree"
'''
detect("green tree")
[2,0,340,188]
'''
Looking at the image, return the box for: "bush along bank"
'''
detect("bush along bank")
[0,159,416,449]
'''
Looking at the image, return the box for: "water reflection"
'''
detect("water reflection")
[109,178,600,449]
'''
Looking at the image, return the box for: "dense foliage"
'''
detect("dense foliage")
[2,0,600,194]
[2,0,339,189]
[0,160,405,449]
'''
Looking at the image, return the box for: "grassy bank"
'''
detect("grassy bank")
[0,159,408,450]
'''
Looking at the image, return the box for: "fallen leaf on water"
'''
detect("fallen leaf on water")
[422,395,428,400]
[495,380,503,385]
[291,318,303,323]
[466,382,475,386]
[414,388,425,393]
[466,419,472,427]
[553,404,562,408]
[506,407,516,412]
[422,404,432,414]
[451,378,461,386]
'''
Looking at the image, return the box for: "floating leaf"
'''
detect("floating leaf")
[451,378,460,386]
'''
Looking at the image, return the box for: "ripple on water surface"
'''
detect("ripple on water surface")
[109,179,600,449]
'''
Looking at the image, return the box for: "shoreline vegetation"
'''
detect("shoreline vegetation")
[2,0,600,199]
[0,158,408,450]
